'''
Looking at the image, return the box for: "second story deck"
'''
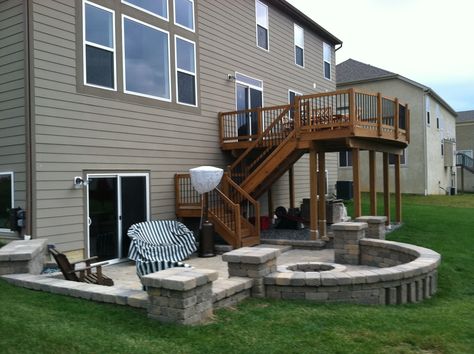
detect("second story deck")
[219,89,409,153]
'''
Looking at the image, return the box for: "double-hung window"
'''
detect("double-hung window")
[0,172,13,231]
[175,36,197,106]
[122,0,168,20]
[256,0,269,50]
[339,151,352,167]
[83,1,116,89]
[294,24,304,67]
[122,16,171,101]
[323,42,331,80]
[174,0,194,31]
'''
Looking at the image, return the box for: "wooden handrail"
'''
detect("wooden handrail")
[229,105,291,171]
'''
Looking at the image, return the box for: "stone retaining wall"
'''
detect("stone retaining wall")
[360,239,418,267]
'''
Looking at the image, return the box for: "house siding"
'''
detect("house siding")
[0,0,26,237]
[29,0,337,252]
[456,121,474,192]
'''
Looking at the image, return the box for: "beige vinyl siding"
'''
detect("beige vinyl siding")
[0,0,26,237]
[30,0,336,251]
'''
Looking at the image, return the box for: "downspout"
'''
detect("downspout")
[423,91,428,195]
[335,43,343,52]
[24,0,33,237]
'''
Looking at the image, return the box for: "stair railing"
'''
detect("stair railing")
[457,153,474,172]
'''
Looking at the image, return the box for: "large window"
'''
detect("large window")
[83,1,116,89]
[323,42,331,80]
[175,36,197,106]
[174,0,194,31]
[256,0,269,50]
[0,172,13,231]
[339,151,352,167]
[294,24,304,67]
[123,16,171,101]
[122,0,168,20]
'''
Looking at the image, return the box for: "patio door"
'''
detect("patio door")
[235,72,263,138]
[87,173,149,262]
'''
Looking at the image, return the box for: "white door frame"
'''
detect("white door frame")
[86,172,150,264]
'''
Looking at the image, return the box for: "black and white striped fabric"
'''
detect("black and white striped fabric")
[127,220,197,277]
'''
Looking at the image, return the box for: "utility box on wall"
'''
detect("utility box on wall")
[444,140,455,167]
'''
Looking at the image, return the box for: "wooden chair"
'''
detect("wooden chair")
[50,247,114,286]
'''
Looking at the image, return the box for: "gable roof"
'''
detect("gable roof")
[456,110,474,123]
[269,0,342,46]
[336,59,457,116]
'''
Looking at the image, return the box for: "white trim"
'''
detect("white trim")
[175,35,198,107]
[288,89,302,102]
[294,23,304,68]
[255,0,269,51]
[86,172,150,263]
[83,0,117,91]
[122,14,172,102]
[235,72,263,91]
[122,0,169,21]
[173,0,195,32]
[0,172,14,233]
[234,73,264,137]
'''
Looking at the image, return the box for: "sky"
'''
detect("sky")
[287,0,474,112]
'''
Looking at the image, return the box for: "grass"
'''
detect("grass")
[1,195,474,354]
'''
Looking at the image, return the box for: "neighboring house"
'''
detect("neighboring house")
[456,110,474,192]
[336,59,457,195]
[0,0,344,259]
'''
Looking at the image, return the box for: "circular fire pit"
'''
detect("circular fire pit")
[278,262,346,273]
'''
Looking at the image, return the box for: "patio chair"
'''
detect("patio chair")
[49,247,114,286]
[127,220,197,278]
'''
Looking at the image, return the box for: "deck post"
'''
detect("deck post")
[352,148,361,217]
[394,98,399,140]
[383,152,390,226]
[309,147,319,240]
[294,96,301,138]
[405,104,410,143]
[257,108,263,136]
[349,89,356,134]
[377,93,382,137]
[395,154,402,223]
[318,151,327,239]
[369,150,377,215]
[289,166,295,209]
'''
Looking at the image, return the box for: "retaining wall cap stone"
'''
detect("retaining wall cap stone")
[355,216,387,223]
[0,239,47,261]
[332,222,368,231]
[222,247,280,264]
[141,268,218,289]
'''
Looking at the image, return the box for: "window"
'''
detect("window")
[122,16,171,100]
[235,73,263,136]
[339,151,352,167]
[323,42,331,80]
[294,24,304,67]
[441,143,444,156]
[174,0,194,31]
[122,0,168,20]
[426,96,431,125]
[457,150,473,158]
[389,149,406,165]
[0,172,13,231]
[175,36,197,106]
[436,117,439,129]
[83,1,115,89]
[256,0,269,50]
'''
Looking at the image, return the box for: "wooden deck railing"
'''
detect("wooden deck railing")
[219,89,409,146]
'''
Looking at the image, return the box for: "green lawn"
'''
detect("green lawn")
[1,195,474,354]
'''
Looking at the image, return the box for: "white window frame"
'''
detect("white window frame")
[0,172,14,233]
[288,89,302,103]
[173,0,195,32]
[389,149,407,166]
[323,42,331,80]
[122,14,172,102]
[122,0,169,21]
[255,0,269,51]
[294,24,304,67]
[83,0,117,91]
[175,35,197,107]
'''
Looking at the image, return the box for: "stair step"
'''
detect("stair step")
[241,236,260,247]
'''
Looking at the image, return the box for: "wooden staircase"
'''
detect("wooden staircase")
[176,89,410,249]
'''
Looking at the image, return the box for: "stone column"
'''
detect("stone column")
[332,222,368,265]
[355,216,387,239]
[141,267,218,325]
[222,247,280,298]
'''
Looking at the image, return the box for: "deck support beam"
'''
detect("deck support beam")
[289,166,295,209]
[352,148,361,217]
[395,154,402,223]
[383,152,390,226]
[369,150,377,215]
[309,147,319,240]
[318,151,327,239]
